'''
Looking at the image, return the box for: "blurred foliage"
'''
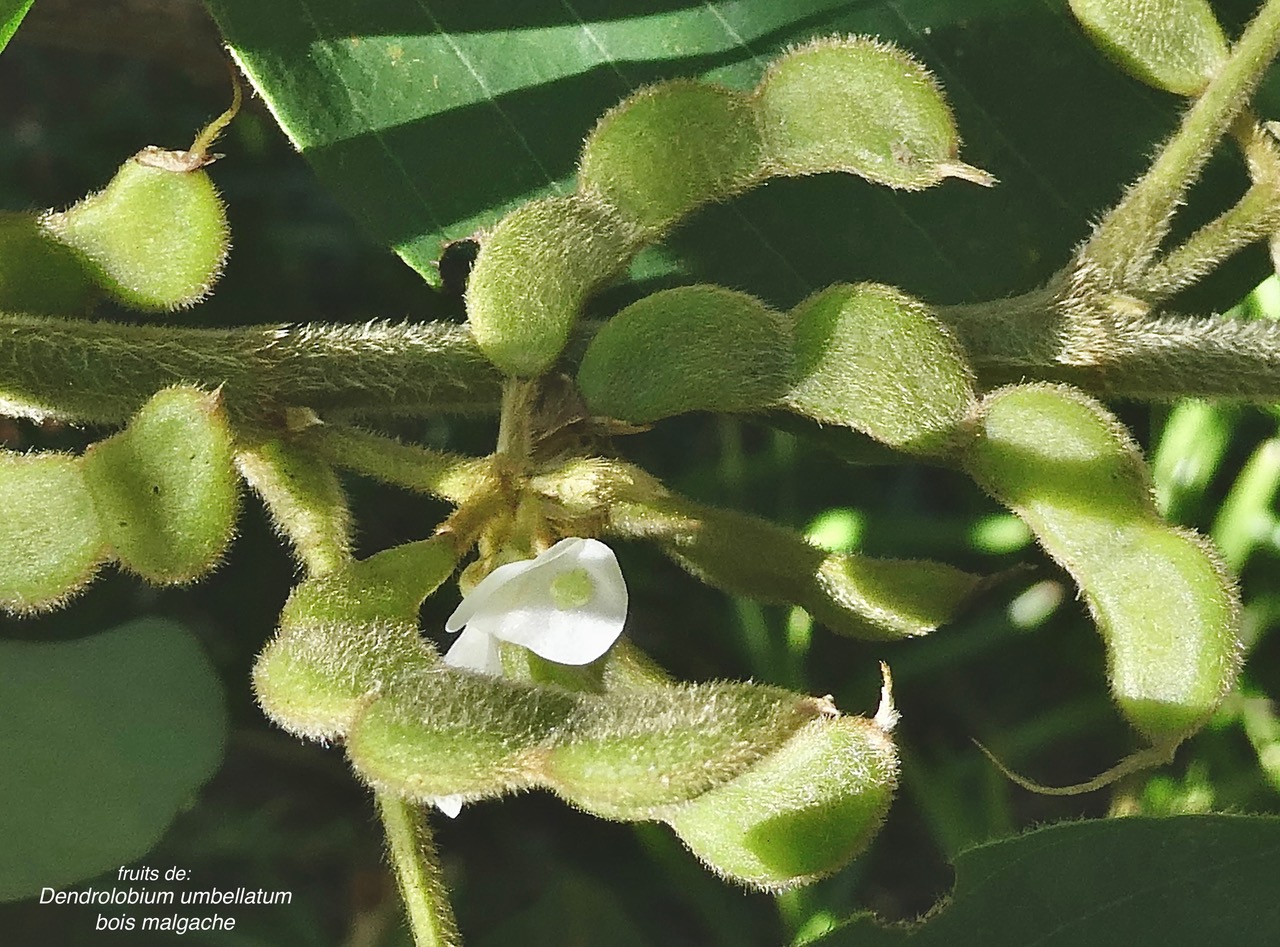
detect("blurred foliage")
[1,1,1279,945]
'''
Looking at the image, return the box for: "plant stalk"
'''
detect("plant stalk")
[936,292,1280,401]
[305,425,493,505]
[0,312,503,425]
[1076,0,1280,284]
[376,791,462,947]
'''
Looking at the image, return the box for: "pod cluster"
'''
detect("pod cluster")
[0,385,240,612]
[465,36,993,378]
[578,281,978,455]
[253,537,899,890]
[0,147,230,315]
[575,282,1243,754]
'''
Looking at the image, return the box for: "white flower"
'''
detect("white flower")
[432,794,464,819]
[443,537,628,675]
[432,537,628,819]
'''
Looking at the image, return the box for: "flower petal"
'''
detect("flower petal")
[445,555,543,632]
[480,538,628,665]
[443,625,503,674]
[432,794,464,818]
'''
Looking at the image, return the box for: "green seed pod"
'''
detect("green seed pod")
[347,668,829,817]
[578,80,765,235]
[665,714,898,890]
[652,498,981,640]
[544,683,831,819]
[784,283,978,455]
[577,285,793,423]
[497,638,673,695]
[754,37,993,189]
[966,384,1242,745]
[1101,523,1242,741]
[0,211,97,315]
[345,666,579,802]
[968,384,1155,525]
[466,195,637,377]
[529,456,981,639]
[254,617,432,742]
[0,451,107,613]
[82,385,238,584]
[41,147,229,312]
[1069,0,1229,96]
[253,538,458,740]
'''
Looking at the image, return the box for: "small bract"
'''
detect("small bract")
[444,537,629,675]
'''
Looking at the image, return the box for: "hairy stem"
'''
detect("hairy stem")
[937,293,1280,401]
[1140,180,1280,297]
[0,312,502,425]
[1142,117,1280,297]
[1077,0,1280,284]
[495,377,538,464]
[376,792,462,947]
[304,425,493,505]
[235,439,353,575]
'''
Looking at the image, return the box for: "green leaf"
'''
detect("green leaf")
[0,619,227,901]
[0,0,34,55]
[203,0,1268,308]
[811,815,1280,946]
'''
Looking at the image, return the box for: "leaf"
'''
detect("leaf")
[203,0,1271,304]
[476,869,650,947]
[0,619,227,901]
[809,815,1280,946]
[0,0,34,55]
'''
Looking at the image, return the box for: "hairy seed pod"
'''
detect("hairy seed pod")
[578,80,765,235]
[966,384,1242,746]
[635,496,981,640]
[82,385,238,584]
[0,211,97,315]
[664,714,898,890]
[41,147,229,312]
[577,285,793,423]
[253,538,458,740]
[784,283,978,455]
[496,638,674,695]
[544,684,831,819]
[344,666,578,803]
[0,451,107,613]
[466,195,637,377]
[1069,0,1229,96]
[345,664,832,818]
[754,37,993,189]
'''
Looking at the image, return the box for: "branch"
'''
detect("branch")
[1076,0,1280,285]
[0,312,503,425]
[937,295,1280,401]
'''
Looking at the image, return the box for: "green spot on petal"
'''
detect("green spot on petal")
[550,568,595,610]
